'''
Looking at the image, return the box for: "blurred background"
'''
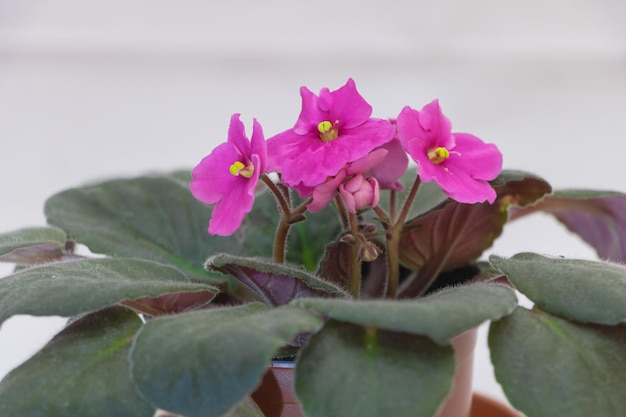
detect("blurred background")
[1,0,625,406]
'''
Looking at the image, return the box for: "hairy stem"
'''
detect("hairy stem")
[260,174,290,215]
[396,175,422,226]
[334,195,362,298]
[347,211,362,298]
[261,174,312,264]
[385,175,422,298]
[273,220,290,264]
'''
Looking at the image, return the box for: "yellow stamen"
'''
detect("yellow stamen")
[318,121,333,133]
[229,161,255,178]
[427,147,450,164]
[317,120,339,142]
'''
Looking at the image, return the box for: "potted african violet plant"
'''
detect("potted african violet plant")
[0,79,625,417]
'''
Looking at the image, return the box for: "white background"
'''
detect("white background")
[1,0,625,408]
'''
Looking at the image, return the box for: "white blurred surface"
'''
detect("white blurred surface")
[1,0,625,407]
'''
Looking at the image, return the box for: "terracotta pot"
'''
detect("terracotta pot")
[251,329,519,417]
[434,328,477,417]
[251,361,304,417]
[470,393,523,417]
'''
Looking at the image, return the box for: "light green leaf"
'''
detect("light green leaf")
[0,257,216,327]
[130,303,323,417]
[490,307,626,417]
[295,319,455,417]
[490,253,626,324]
[294,283,517,344]
[0,307,153,417]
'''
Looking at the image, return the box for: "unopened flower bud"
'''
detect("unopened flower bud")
[362,224,378,235]
[339,233,358,245]
[339,175,380,213]
[361,240,382,262]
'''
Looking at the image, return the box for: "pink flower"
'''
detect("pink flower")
[190,114,267,236]
[266,79,394,189]
[396,100,502,204]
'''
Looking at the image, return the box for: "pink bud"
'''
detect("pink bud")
[339,175,380,212]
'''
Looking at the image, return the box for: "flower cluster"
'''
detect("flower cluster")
[190,78,503,236]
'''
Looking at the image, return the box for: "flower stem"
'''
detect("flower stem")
[334,195,362,298]
[372,205,390,225]
[261,174,290,215]
[261,174,312,264]
[385,175,422,298]
[396,175,421,227]
[389,189,397,223]
[273,220,290,264]
[348,211,362,298]
[385,231,400,298]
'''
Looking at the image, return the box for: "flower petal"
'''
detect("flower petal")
[346,148,389,175]
[293,87,324,135]
[417,100,454,149]
[326,78,373,130]
[190,141,242,204]
[208,176,254,235]
[250,118,267,173]
[428,165,497,204]
[227,114,252,157]
[449,133,502,181]
[307,169,348,212]
[364,139,409,190]
[397,102,454,153]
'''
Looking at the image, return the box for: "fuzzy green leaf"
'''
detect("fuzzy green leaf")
[490,307,626,417]
[0,307,153,417]
[0,226,70,264]
[294,283,517,344]
[130,303,323,417]
[0,257,215,327]
[223,398,265,417]
[44,172,341,285]
[490,253,626,324]
[44,172,246,283]
[296,319,455,417]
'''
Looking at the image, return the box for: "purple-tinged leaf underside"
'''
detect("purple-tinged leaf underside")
[398,171,552,297]
[205,254,349,306]
[510,190,626,262]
